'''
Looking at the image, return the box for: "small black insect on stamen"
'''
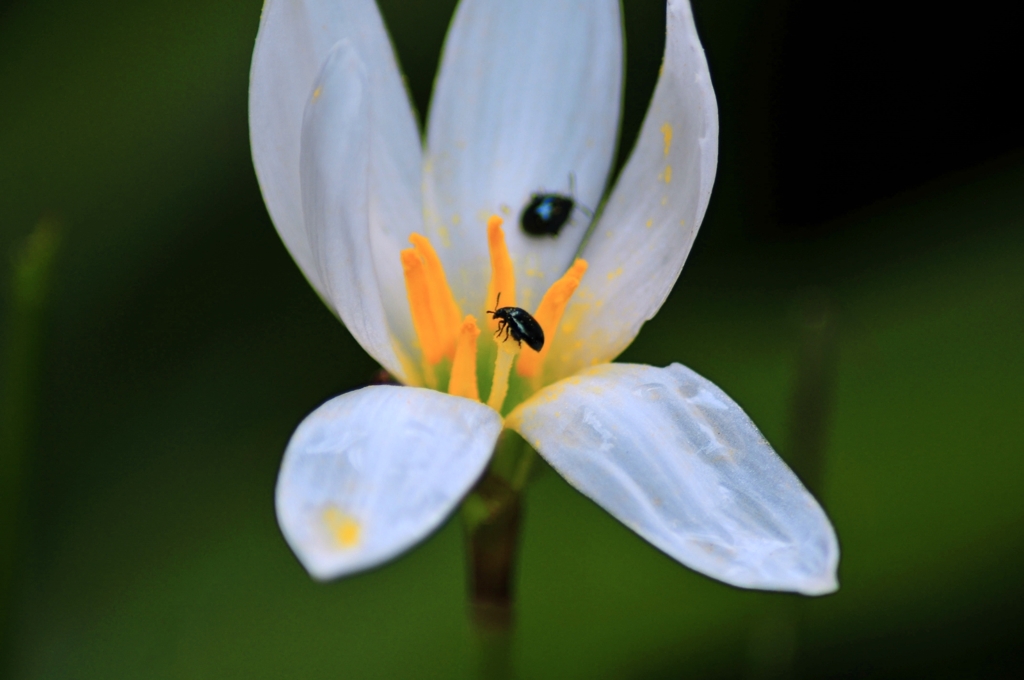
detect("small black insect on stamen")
[486,293,545,352]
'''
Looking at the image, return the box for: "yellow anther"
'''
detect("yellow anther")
[516,258,588,379]
[322,507,361,548]
[448,315,481,401]
[401,248,443,365]
[486,215,516,330]
[410,233,462,358]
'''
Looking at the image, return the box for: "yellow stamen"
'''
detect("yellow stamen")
[448,315,481,401]
[401,248,443,365]
[486,215,516,330]
[410,233,462,358]
[486,337,520,413]
[516,258,589,379]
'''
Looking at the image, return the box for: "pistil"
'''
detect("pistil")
[486,338,520,413]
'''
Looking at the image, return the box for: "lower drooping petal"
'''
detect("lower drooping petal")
[507,363,839,595]
[276,385,503,580]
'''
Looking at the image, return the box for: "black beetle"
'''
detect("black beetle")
[519,174,593,237]
[487,294,544,352]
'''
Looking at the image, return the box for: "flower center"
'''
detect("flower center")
[400,215,587,412]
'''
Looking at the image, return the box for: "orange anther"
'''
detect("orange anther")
[516,259,588,379]
[401,248,443,365]
[448,316,481,401]
[486,215,516,331]
[410,234,462,359]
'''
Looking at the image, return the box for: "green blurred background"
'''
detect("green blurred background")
[2,0,1022,677]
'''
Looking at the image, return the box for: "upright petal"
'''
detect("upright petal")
[277,385,503,580]
[550,0,719,379]
[424,0,623,315]
[507,364,838,595]
[250,0,422,371]
[299,43,407,379]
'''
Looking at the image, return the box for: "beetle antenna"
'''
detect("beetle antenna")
[568,171,593,218]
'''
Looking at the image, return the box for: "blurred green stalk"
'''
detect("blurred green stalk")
[786,290,839,498]
[1,219,61,656]
[462,431,537,680]
[745,290,840,679]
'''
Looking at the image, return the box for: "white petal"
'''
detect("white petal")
[507,364,839,595]
[298,44,408,378]
[550,0,719,378]
[424,0,623,314]
[276,385,503,580]
[250,0,422,374]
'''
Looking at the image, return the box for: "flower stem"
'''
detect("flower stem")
[462,470,522,679]
[786,290,839,497]
[1,219,61,667]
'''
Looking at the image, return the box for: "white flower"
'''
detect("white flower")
[249,0,839,595]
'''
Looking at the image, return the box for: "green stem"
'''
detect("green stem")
[1,219,61,664]
[745,290,840,678]
[786,290,839,497]
[462,440,528,680]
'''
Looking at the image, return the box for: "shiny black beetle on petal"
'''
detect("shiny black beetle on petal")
[487,294,545,352]
[519,173,593,238]
[520,193,576,237]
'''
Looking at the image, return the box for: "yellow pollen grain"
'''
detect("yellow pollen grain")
[646,219,653,228]
[410,233,461,359]
[661,122,673,156]
[607,267,623,281]
[517,259,588,379]
[486,215,516,330]
[448,316,481,401]
[664,165,673,184]
[401,248,443,365]
[312,86,322,101]
[322,507,360,548]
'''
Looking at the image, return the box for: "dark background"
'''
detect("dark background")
[1,0,1022,677]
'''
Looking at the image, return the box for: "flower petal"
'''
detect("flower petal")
[424,0,623,315]
[276,385,503,580]
[550,0,719,378]
[297,43,407,378]
[250,0,422,376]
[507,363,839,595]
